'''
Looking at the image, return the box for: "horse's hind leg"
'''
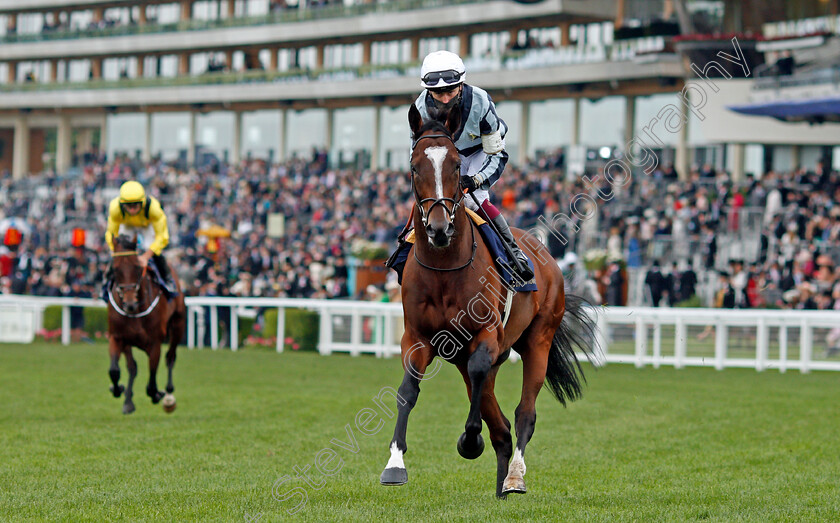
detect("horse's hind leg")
[505,331,553,495]
[145,343,165,404]
[122,347,138,415]
[165,314,184,394]
[108,339,124,398]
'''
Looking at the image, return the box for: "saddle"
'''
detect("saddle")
[387,208,537,292]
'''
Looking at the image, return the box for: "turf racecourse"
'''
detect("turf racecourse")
[1,342,838,522]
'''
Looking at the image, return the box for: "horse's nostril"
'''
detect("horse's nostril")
[445,223,455,237]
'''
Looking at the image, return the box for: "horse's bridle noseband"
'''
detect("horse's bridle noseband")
[411,133,465,229]
[109,252,160,318]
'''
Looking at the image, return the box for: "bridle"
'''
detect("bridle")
[109,250,161,318]
[410,132,477,272]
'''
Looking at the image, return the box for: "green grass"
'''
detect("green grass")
[1,342,838,522]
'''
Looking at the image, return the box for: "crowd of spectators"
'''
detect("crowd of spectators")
[1,149,839,326]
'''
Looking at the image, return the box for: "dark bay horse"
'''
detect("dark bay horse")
[380,105,597,497]
[107,235,186,414]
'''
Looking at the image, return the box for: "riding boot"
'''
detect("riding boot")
[152,254,179,299]
[385,240,412,285]
[490,214,534,282]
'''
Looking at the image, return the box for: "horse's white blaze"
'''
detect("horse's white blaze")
[509,448,526,477]
[424,146,448,199]
[385,442,405,469]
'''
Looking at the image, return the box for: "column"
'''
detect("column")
[136,55,145,78]
[225,49,234,70]
[6,14,16,34]
[179,53,190,75]
[791,144,801,169]
[7,61,17,84]
[50,60,59,83]
[232,110,242,164]
[227,0,236,18]
[519,101,530,167]
[730,143,745,182]
[409,36,420,62]
[624,95,636,146]
[675,99,690,181]
[138,5,147,25]
[325,109,334,152]
[92,8,104,24]
[55,115,72,174]
[315,45,325,69]
[371,106,381,171]
[143,113,153,163]
[458,32,471,58]
[12,115,30,179]
[181,0,192,21]
[187,112,197,166]
[90,58,102,79]
[362,41,372,66]
[99,115,109,156]
[559,21,571,46]
[266,48,278,72]
[277,109,287,163]
[77,128,93,153]
[615,0,625,28]
[571,97,581,146]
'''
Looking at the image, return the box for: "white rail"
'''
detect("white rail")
[2,295,840,373]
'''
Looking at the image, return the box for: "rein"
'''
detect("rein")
[410,132,477,272]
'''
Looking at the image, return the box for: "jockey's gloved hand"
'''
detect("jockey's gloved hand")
[460,175,479,193]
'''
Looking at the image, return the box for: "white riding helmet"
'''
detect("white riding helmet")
[420,50,466,89]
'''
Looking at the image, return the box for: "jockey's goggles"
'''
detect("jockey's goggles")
[423,69,463,88]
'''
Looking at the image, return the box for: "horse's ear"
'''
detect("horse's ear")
[408,104,423,138]
[444,106,461,137]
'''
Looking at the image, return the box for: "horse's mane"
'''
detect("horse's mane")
[413,114,452,141]
[114,234,137,251]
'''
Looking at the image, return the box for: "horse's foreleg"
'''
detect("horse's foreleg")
[457,342,493,461]
[108,339,124,398]
[380,338,432,487]
[123,347,137,415]
[145,343,165,403]
[165,303,185,394]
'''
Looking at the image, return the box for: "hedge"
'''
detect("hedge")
[262,308,320,352]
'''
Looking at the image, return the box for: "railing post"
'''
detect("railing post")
[714,319,727,371]
[350,309,362,357]
[187,305,195,348]
[800,317,811,374]
[230,306,239,352]
[634,316,646,368]
[779,325,788,373]
[652,319,662,369]
[61,305,71,346]
[210,306,218,350]
[318,306,332,355]
[275,306,285,353]
[755,317,768,371]
[593,307,607,367]
[674,317,686,369]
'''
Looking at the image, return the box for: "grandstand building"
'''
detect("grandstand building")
[0,0,838,179]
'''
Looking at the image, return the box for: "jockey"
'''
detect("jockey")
[389,50,534,282]
[105,180,178,298]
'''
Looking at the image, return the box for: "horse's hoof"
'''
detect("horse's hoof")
[150,391,165,404]
[457,432,484,460]
[502,477,527,495]
[162,394,176,413]
[110,385,124,398]
[380,467,408,486]
[122,402,135,415]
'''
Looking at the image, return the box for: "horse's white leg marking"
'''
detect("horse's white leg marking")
[386,441,405,469]
[508,448,526,478]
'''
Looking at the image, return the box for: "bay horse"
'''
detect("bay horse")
[380,105,597,497]
[107,235,186,414]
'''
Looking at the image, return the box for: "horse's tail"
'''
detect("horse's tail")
[544,294,599,406]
